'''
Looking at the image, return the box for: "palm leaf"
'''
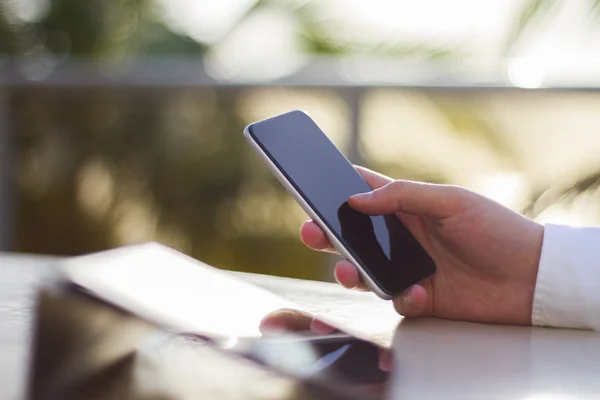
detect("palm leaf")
[523,170,600,218]
[592,0,600,18]
[503,0,559,53]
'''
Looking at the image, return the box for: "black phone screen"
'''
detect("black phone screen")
[247,110,436,297]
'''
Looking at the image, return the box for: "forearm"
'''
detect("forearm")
[532,224,600,331]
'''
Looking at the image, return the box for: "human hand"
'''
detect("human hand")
[300,167,544,325]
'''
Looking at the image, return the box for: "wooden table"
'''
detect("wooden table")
[2,251,600,400]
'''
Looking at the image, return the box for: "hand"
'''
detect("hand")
[300,167,544,325]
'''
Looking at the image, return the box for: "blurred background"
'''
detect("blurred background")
[2,0,600,281]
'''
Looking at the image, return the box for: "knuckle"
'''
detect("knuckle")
[387,180,405,210]
[446,184,469,199]
[388,180,405,194]
[446,184,466,198]
[443,184,473,209]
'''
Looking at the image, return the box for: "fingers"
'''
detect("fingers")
[299,221,339,254]
[334,260,431,320]
[259,308,338,335]
[349,180,469,218]
[298,165,391,254]
[298,167,394,253]
[378,348,394,372]
[310,318,337,335]
[259,309,312,335]
[392,284,428,318]
[334,262,432,319]
[298,222,369,292]
[335,261,431,319]
[334,260,369,291]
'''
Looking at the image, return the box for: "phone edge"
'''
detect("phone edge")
[243,125,394,301]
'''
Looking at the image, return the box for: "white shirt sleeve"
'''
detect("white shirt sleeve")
[532,224,600,331]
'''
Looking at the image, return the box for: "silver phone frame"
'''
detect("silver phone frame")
[243,119,394,300]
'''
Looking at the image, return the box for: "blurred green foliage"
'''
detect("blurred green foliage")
[3,0,600,280]
[1,0,330,279]
[11,85,327,278]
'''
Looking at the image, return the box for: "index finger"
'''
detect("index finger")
[259,309,312,335]
[300,221,338,254]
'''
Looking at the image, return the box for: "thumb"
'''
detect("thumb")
[348,180,468,218]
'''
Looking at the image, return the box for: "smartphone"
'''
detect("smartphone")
[244,110,436,299]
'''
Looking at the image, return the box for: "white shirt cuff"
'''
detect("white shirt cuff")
[532,224,600,330]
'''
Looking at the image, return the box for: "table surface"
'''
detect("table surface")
[2,250,600,400]
[0,251,401,400]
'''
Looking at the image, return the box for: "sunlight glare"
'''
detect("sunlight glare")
[3,0,49,23]
[205,9,306,82]
[507,57,546,89]
[155,0,256,44]
[76,158,115,220]
[535,206,588,227]
[63,243,297,339]
[318,0,519,59]
[473,172,529,209]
